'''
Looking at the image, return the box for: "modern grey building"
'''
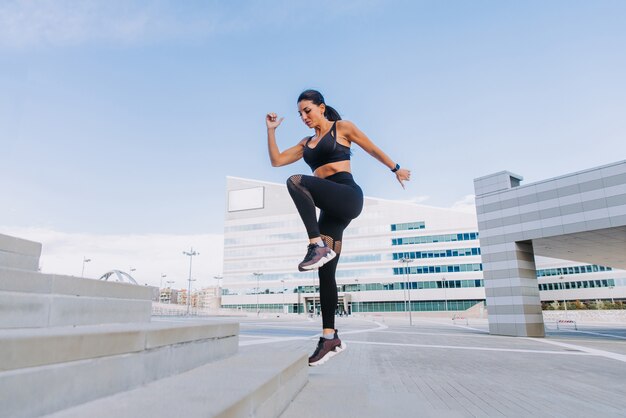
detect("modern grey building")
[474,160,626,337]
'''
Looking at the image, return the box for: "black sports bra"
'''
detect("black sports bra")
[302,122,351,172]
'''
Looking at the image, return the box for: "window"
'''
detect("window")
[392,232,480,246]
[391,221,426,231]
[228,187,264,212]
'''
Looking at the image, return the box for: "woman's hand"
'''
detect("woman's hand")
[266,112,284,130]
[395,168,411,189]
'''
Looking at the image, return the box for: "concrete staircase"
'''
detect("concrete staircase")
[0,233,308,417]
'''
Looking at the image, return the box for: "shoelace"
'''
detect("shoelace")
[303,244,318,262]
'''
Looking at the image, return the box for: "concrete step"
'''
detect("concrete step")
[0,267,154,300]
[0,233,41,272]
[0,321,238,371]
[46,348,308,418]
[0,267,155,328]
[0,321,239,418]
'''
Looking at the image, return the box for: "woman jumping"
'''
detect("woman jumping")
[265,89,411,366]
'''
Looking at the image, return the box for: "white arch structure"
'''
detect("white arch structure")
[99,270,138,285]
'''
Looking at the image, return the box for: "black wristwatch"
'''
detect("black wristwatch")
[391,163,400,173]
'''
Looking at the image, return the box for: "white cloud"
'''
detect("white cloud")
[1,226,224,289]
[0,0,383,48]
[0,0,217,48]
[450,194,476,214]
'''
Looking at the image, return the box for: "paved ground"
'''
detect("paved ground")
[229,314,626,418]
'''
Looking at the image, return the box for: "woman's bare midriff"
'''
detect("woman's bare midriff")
[313,160,352,179]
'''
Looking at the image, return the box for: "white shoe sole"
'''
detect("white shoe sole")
[308,342,347,367]
[300,250,337,271]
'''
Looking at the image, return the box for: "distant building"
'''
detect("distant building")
[159,287,178,304]
[221,176,625,315]
[196,287,220,309]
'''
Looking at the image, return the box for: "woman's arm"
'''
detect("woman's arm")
[340,120,411,188]
[266,112,306,167]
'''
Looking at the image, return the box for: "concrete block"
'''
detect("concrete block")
[0,268,154,300]
[48,296,152,327]
[0,252,39,272]
[0,292,50,328]
[0,268,54,293]
[0,325,146,371]
[0,321,239,371]
[52,275,155,300]
[0,234,42,261]
[0,334,239,418]
[0,290,151,329]
[145,321,239,349]
[43,349,308,418]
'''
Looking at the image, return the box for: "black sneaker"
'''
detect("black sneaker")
[298,243,336,272]
[308,334,347,367]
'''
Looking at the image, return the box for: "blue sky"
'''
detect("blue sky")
[1,1,625,286]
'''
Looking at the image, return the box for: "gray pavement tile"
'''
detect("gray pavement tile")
[245,317,626,418]
[228,316,626,417]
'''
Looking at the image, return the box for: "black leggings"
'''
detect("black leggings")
[286,171,363,329]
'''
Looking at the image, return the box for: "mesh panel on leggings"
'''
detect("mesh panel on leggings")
[287,175,314,205]
[321,234,342,254]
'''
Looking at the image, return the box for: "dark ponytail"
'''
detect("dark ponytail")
[297,89,342,121]
[323,105,341,122]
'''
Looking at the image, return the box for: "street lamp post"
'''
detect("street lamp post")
[166,280,174,304]
[559,276,567,316]
[160,274,167,289]
[442,277,448,312]
[281,279,286,314]
[214,274,223,294]
[81,257,91,277]
[183,248,199,315]
[609,285,615,304]
[253,272,263,316]
[214,274,223,311]
[355,279,359,315]
[400,257,414,326]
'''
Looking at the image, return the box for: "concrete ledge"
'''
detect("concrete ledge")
[0,252,40,272]
[46,349,308,418]
[0,328,240,418]
[0,291,152,328]
[0,233,41,271]
[0,291,50,328]
[0,234,42,268]
[0,267,155,300]
[0,321,239,371]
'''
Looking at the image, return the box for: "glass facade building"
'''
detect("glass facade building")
[221,177,626,314]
